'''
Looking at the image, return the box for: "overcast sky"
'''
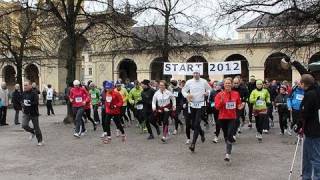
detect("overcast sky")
[84,0,259,40]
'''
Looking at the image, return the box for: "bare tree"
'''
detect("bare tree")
[215,0,320,48]
[0,1,43,90]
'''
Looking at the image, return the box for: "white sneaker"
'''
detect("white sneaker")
[100,132,107,138]
[29,133,35,141]
[233,135,237,141]
[256,133,262,140]
[81,130,87,136]
[224,154,231,162]
[185,139,190,144]
[263,129,269,134]
[285,129,292,136]
[37,142,44,146]
[173,130,177,135]
[73,133,80,138]
[212,136,219,143]
[116,129,120,137]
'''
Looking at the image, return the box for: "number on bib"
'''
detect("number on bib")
[24,100,31,106]
[296,94,304,101]
[210,102,215,108]
[256,100,264,106]
[173,92,179,97]
[226,101,236,109]
[106,96,112,103]
[91,94,97,99]
[136,104,143,110]
[191,102,203,109]
[75,97,82,103]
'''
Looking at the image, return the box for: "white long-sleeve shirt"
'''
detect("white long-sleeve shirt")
[182,78,211,108]
[152,89,176,111]
[46,88,54,100]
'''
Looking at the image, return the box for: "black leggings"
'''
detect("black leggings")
[83,109,95,129]
[159,111,170,137]
[220,119,235,154]
[101,108,106,132]
[213,109,220,137]
[291,109,301,129]
[255,113,268,134]
[92,104,100,123]
[172,106,183,130]
[144,110,159,136]
[120,106,129,124]
[278,111,289,133]
[105,114,125,137]
[184,107,192,139]
[190,107,205,145]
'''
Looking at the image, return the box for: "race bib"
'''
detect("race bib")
[91,94,97,99]
[24,100,31,106]
[136,104,143,110]
[190,102,204,109]
[75,97,82,103]
[210,102,215,108]
[106,96,112,103]
[158,99,167,105]
[226,101,236,110]
[296,94,304,101]
[173,92,179,97]
[256,100,265,106]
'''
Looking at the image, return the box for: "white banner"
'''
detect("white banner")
[163,63,203,75]
[208,61,241,75]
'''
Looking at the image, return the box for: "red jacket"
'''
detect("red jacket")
[105,90,123,115]
[214,90,241,120]
[69,87,89,107]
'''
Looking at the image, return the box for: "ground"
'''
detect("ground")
[0,105,302,180]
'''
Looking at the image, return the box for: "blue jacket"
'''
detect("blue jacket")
[287,87,304,110]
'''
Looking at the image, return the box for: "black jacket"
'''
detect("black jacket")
[22,90,39,116]
[12,90,22,110]
[274,93,289,113]
[171,86,183,107]
[301,85,320,138]
[141,87,155,112]
[248,81,256,95]
[233,85,249,102]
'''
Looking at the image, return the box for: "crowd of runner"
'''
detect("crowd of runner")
[58,71,307,163]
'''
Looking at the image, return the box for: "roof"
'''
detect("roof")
[132,25,209,47]
[237,10,316,30]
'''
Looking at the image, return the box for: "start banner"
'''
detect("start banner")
[208,61,241,75]
[163,63,203,75]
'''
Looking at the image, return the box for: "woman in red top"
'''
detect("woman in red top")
[69,80,89,138]
[215,77,242,162]
[103,81,126,144]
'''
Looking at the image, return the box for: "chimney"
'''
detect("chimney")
[107,0,114,13]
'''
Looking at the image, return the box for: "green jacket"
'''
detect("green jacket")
[249,88,270,110]
[89,88,100,105]
[128,87,142,105]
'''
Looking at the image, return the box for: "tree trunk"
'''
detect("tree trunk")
[63,34,77,124]
[16,61,23,91]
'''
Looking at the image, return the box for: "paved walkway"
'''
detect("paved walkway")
[0,105,302,180]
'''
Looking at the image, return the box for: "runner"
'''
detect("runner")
[182,70,211,152]
[215,77,242,162]
[102,81,126,144]
[46,84,55,116]
[274,85,291,136]
[152,80,176,143]
[209,81,223,143]
[232,77,248,137]
[141,79,160,140]
[249,80,271,142]
[114,80,130,128]
[21,81,43,146]
[287,80,304,133]
[128,81,144,131]
[69,80,89,138]
[89,82,101,124]
[247,75,256,128]
[169,79,184,135]
[100,81,108,138]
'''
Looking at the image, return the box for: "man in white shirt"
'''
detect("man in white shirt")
[46,84,55,116]
[182,70,211,152]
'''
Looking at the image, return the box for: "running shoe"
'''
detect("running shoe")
[212,136,219,143]
[248,123,252,128]
[201,134,206,143]
[100,132,107,138]
[285,129,292,136]
[224,154,231,162]
[103,136,112,144]
[161,136,166,143]
[189,144,195,152]
[73,133,80,138]
[37,142,44,146]
[147,135,154,140]
[185,139,190,144]
[173,129,177,135]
